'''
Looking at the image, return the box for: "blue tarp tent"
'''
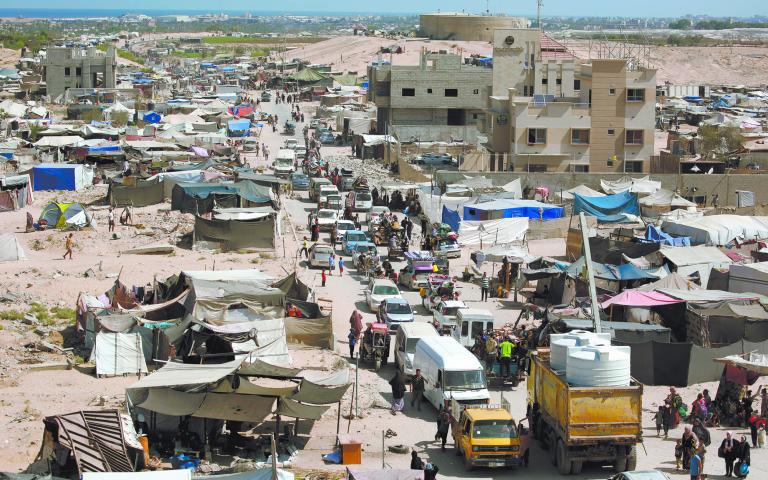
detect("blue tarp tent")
[573,191,639,223]
[32,163,92,191]
[143,111,161,124]
[463,199,563,221]
[564,257,661,282]
[442,206,461,232]
[227,119,251,137]
[646,225,691,247]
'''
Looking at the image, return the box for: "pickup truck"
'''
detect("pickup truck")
[527,349,642,475]
[450,398,530,471]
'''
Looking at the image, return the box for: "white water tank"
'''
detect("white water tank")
[550,330,611,371]
[566,345,631,387]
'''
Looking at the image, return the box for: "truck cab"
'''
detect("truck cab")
[455,309,495,348]
[451,399,530,471]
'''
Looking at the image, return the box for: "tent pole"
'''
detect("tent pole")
[336,401,341,436]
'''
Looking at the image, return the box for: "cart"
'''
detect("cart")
[421,274,453,310]
[283,121,296,135]
[360,322,391,370]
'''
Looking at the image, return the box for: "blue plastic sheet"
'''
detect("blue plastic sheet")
[573,191,639,223]
[441,206,461,232]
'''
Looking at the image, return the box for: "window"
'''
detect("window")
[444,88,458,97]
[527,128,547,145]
[573,165,589,173]
[571,129,590,145]
[625,160,644,173]
[427,88,433,94]
[626,129,644,145]
[473,89,479,94]
[64,67,70,76]
[627,88,645,102]
[609,88,616,95]
[607,159,614,167]
[574,79,581,91]
[401,88,415,97]
[472,113,478,120]
[523,85,531,96]
[556,78,562,85]
[608,129,615,136]
[76,67,82,76]
[528,164,547,172]
[375,81,390,97]
[541,78,548,85]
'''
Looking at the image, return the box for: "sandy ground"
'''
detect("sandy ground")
[0,48,20,68]
[0,91,766,480]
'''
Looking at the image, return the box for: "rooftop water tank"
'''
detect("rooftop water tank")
[550,330,611,371]
[566,345,631,387]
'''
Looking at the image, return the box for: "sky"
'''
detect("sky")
[7,0,768,18]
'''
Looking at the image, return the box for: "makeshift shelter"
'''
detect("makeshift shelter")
[686,302,768,346]
[93,332,149,377]
[660,215,768,246]
[557,185,605,201]
[0,234,26,262]
[32,163,95,191]
[109,179,165,207]
[572,191,640,223]
[0,174,33,211]
[728,262,768,294]
[645,225,690,247]
[457,218,529,246]
[171,182,273,215]
[38,202,93,229]
[227,119,251,137]
[463,199,563,221]
[600,176,661,194]
[658,246,732,287]
[194,211,276,251]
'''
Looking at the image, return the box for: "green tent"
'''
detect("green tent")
[38,202,92,229]
[290,68,329,83]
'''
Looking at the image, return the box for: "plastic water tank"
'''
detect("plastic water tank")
[550,330,611,371]
[566,345,631,387]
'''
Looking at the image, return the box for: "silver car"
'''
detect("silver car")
[308,243,335,269]
[378,297,414,332]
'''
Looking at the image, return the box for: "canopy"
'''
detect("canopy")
[601,290,683,308]
[573,191,640,223]
[34,136,84,147]
[458,218,529,246]
[714,352,768,375]
[128,359,244,390]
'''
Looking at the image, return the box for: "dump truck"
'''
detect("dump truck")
[527,349,642,475]
[450,398,530,471]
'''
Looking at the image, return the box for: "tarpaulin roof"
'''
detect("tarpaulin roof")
[636,272,701,292]
[128,359,244,389]
[557,184,605,200]
[290,379,350,404]
[463,199,563,220]
[458,218,529,246]
[135,387,275,422]
[659,245,732,267]
[239,359,302,378]
[660,215,768,246]
[573,191,640,223]
[565,257,660,281]
[645,225,690,247]
[211,377,298,397]
[601,290,683,308]
[34,136,84,147]
[600,175,661,194]
[227,119,251,131]
[276,398,330,420]
[639,189,697,207]
[658,289,758,303]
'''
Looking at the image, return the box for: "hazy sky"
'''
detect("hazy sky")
[10,0,768,17]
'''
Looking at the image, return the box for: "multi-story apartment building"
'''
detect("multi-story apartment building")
[367,51,493,143]
[485,29,657,173]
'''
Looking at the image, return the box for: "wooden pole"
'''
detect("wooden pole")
[336,401,341,436]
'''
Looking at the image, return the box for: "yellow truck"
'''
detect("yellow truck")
[527,349,642,475]
[450,398,530,471]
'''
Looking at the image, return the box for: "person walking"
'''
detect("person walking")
[480,272,490,301]
[655,406,665,436]
[338,257,345,276]
[690,448,702,480]
[63,233,74,260]
[108,207,115,233]
[321,268,327,287]
[436,407,451,451]
[681,426,699,470]
[299,237,309,258]
[347,328,357,359]
[720,431,739,477]
[499,336,513,378]
[389,371,406,414]
[485,335,498,374]
[328,253,335,275]
[410,369,425,411]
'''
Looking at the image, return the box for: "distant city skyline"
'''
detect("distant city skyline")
[4,1,767,18]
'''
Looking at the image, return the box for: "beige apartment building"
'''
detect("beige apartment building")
[485,29,656,173]
[367,51,493,143]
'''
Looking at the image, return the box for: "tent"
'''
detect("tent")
[639,189,697,208]
[645,225,690,247]
[0,234,26,262]
[557,185,605,201]
[600,176,661,194]
[601,290,683,308]
[729,262,768,295]
[659,245,732,288]
[142,111,162,124]
[32,163,94,191]
[93,332,149,376]
[660,215,768,246]
[463,199,563,221]
[458,218,529,246]
[573,191,640,223]
[227,119,251,137]
[38,202,93,229]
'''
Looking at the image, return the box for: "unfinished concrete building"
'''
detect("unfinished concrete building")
[367,51,493,143]
[43,46,117,100]
[419,13,530,42]
[483,29,656,173]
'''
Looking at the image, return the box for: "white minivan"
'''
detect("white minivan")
[454,309,495,348]
[273,149,296,177]
[352,190,373,211]
[395,322,439,379]
[413,336,490,410]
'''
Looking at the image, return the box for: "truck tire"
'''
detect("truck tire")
[462,452,474,471]
[570,460,583,474]
[613,456,628,473]
[625,445,638,471]
[556,440,572,475]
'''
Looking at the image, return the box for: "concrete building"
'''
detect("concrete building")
[367,51,493,143]
[419,13,530,42]
[484,29,656,173]
[44,47,117,100]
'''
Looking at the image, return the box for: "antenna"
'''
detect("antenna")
[537,0,543,29]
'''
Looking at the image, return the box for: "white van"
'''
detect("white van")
[454,309,495,348]
[395,322,439,379]
[273,149,296,177]
[352,190,373,211]
[413,336,490,410]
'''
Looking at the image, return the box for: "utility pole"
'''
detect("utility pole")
[579,213,602,333]
[537,0,544,29]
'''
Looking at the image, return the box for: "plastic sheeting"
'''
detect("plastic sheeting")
[601,290,683,308]
[291,379,350,404]
[557,185,605,201]
[135,388,205,416]
[661,215,768,246]
[128,359,243,390]
[32,164,94,191]
[458,218,529,246]
[600,176,661,194]
[276,398,330,419]
[284,316,334,349]
[93,332,149,376]
[0,234,26,262]
[194,214,275,251]
[194,393,274,422]
[441,206,460,232]
[239,359,301,378]
[463,199,563,220]
[573,191,640,223]
[639,189,697,207]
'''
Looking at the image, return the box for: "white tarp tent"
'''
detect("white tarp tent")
[659,245,733,287]
[458,218,529,246]
[34,136,84,147]
[557,185,605,201]
[661,215,768,245]
[501,178,522,198]
[93,332,149,376]
[600,176,661,194]
[0,234,26,262]
[639,189,697,207]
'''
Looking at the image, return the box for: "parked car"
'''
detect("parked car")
[315,209,338,231]
[243,138,259,152]
[608,471,671,480]
[377,297,414,331]
[308,243,334,269]
[341,229,369,255]
[260,92,272,102]
[365,278,403,312]
[431,300,468,332]
[436,238,461,259]
[319,132,336,144]
[289,172,310,191]
[334,220,356,242]
[412,153,453,165]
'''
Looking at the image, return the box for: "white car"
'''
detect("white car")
[367,206,390,225]
[431,300,468,331]
[436,238,461,259]
[284,138,299,150]
[319,184,340,205]
[352,190,373,211]
[335,219,356,242]
[365,278,403,313]
[308,243,335,269]
[315,209,338,231]
[243,138,259,152]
